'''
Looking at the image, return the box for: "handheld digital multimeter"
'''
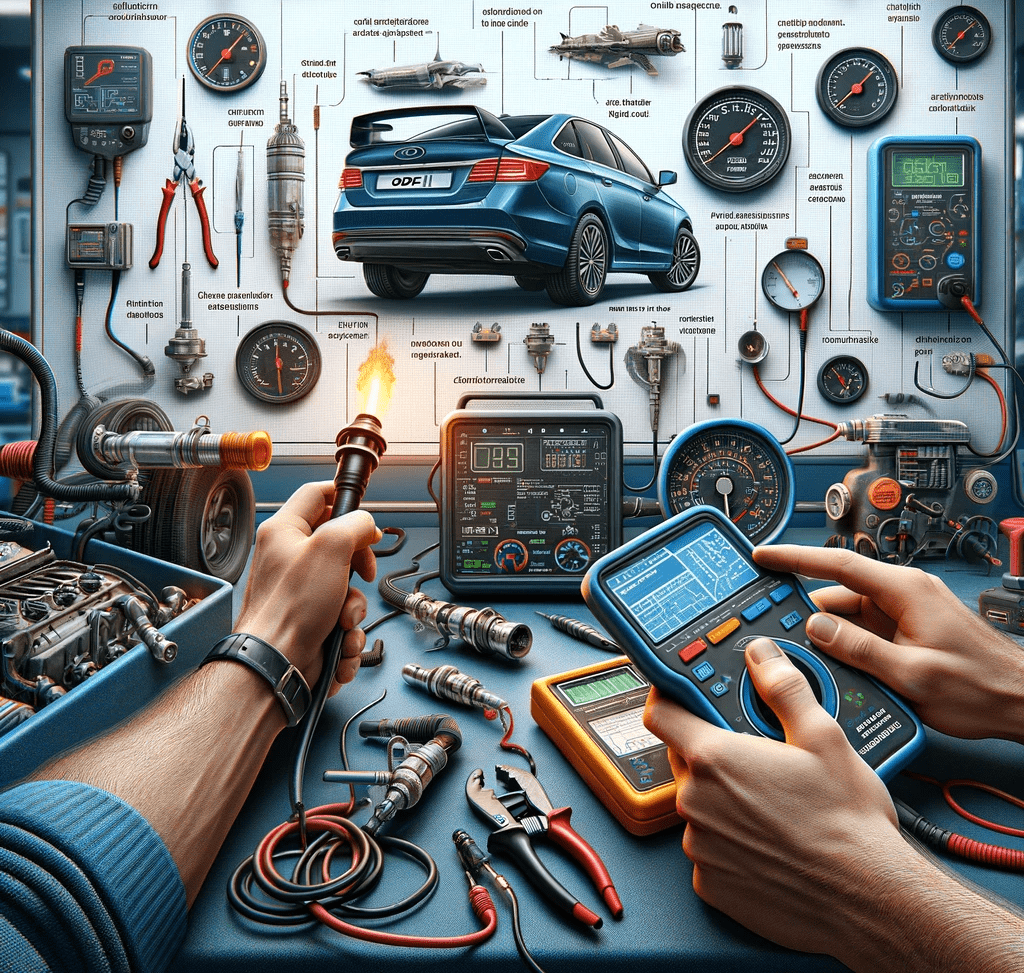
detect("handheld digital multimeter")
[532,656,678,836]
[440,395,622,598]
[581,506,924,779]
[866,135,981,312]
[64,47,153,161]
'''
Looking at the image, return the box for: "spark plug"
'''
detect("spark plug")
[401,663,509,714]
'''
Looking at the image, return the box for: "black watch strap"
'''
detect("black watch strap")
[204,633,311,727]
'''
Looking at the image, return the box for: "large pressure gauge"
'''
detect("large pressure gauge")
[188,14,267,92]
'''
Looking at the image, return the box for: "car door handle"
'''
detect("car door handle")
[643,194,652,201]
[602,178,613,187]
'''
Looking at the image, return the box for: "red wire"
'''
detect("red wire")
[975,367,1008,452]
[904,772,1024,837]
[752,365,838,430]
[498,704,535,768]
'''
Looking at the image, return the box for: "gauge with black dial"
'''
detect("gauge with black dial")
[932,6,991,64]
[683,86,791,193]
[494,539,529,573]
[554,538,591,573]
[817,355,868,405]
[235,322,322,404]
[188,14,267,92]
[816,48,899,128]
[657,419,795,544]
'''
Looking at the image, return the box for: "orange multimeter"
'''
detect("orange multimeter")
[531,656,680,836]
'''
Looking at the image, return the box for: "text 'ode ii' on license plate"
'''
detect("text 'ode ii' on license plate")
[377,170,453,191]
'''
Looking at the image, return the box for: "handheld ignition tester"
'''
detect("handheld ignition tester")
[582,506,925,779]
[866,135,981,312]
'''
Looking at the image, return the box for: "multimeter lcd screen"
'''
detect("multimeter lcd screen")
[560,668,645,706]
[891,151,964,188]
[604,520,758,644]
[471,442,524,473]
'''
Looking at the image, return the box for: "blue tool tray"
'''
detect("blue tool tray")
[0,522,233,787]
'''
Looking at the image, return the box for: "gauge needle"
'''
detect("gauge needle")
[947,21,977,49]
[704,114,761,166]
[834,70,874,108]
[84,59,114,85]
[274,341,283,394]
[771,261,800,299]
[715,476,733,518]
[209,33,246,74]
[831,367,847,389]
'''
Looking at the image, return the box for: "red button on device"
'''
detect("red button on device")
[679,638,707,663]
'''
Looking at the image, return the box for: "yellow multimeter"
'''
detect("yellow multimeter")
[531,657,680,836]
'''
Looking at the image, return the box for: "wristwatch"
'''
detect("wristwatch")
[203,633,311,726]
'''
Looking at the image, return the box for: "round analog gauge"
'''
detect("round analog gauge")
[235,322,322,404]
[683,86,791,193]
[815,48,899,128]
[817,355,869,405]
[657,419,795,545]
[494,539,529,573]
[554,537,591,573]
[932,6,992,64]
[761,249,825,312]
[188,15,267,92]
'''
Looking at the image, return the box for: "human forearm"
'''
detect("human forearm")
[29,659,284,906]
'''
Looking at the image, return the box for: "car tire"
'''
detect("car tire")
[648,227,700,292]
[514,275,548,292]
[363,264,430,299]
[138,467,256,583]
[546,214,608,306]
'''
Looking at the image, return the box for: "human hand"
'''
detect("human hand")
[643,639,915,963]
[233,481,381,691]
[752,545,1024,743]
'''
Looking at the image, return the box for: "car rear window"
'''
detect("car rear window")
[553,121,583,158]
[575,120,619,170]
[606,131,655,184]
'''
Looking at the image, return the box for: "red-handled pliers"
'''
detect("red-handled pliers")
[149,80,218,270]
[465,764,623,926]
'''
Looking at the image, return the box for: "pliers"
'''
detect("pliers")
[149,80,218,270]
[465,764,623,927]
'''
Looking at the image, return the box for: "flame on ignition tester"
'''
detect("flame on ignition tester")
[356,341,396,419]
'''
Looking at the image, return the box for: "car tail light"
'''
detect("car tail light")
[340,168,363,190]
[467,157,550,183]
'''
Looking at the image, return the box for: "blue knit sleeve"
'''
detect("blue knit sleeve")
[0,779,187,973]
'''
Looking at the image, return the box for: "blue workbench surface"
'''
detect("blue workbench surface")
[173,528,1024,973]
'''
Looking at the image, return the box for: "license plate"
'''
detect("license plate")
[377,170,453,191]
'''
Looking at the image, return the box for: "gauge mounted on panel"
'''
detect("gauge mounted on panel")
[932,6,992,64]
[682,86,791,193]
[188,14,267,93]
[235,322,322,404]
[817,355,868,405]
[815,48,899,128]
[761,248,825,312]
[657,418,795,545]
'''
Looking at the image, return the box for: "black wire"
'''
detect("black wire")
[504,882,550,973]
[778,329,808,446]
[103,270,154,376]
[426,457,441,512]
[962,313,1023,465]
[575,322,614,390]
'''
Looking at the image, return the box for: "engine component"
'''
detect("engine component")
[625,326,681,435]
[266,80,305,287]
[0,545,190,719]
[164,262,213,395]
[550,24,684,76]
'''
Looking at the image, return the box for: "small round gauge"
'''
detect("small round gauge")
[683,86,791,193]
[817,355,869,405]
[657,418,795,545]
[235,322,322,404]
[815,48,899,128]
[188,14,267,93]
[494,539,529,573]
[933,6,992,64]
[554,537,591,573]
[761,249,825,312]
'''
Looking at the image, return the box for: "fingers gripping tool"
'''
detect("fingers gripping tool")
[466,764,623,927]
[150,79,218,269]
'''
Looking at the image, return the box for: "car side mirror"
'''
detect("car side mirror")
[658,170,677,187]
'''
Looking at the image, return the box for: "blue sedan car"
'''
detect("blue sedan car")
[332,106,700,306]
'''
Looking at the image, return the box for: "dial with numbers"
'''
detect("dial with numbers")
[188,15,267,92]
[235,322,322,404]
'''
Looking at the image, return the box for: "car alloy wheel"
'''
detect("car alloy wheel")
[547,213,608,306]
[649,226,701,292]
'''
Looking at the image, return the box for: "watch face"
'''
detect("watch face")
[188,15,267,92]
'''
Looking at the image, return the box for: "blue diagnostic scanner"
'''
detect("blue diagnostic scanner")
[581,506,924,779]
[866,134,981,312]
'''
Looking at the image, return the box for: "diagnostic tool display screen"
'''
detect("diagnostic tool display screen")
[604,519,758,644]
[560,667,644,706]
[891,151,964,188]
[471,442,523,473]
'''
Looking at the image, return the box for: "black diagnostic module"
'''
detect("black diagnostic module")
[64,46,152,160]
[440,396,622,597]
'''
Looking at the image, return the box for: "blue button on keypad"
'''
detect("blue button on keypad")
[741,598,772,622]
[780,610,803,631]
[710,682,728,697]
[769,584,794,605]
[692,661,715,682]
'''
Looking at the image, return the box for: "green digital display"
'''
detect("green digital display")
[891,151,964,188]
[561,669,644,706]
